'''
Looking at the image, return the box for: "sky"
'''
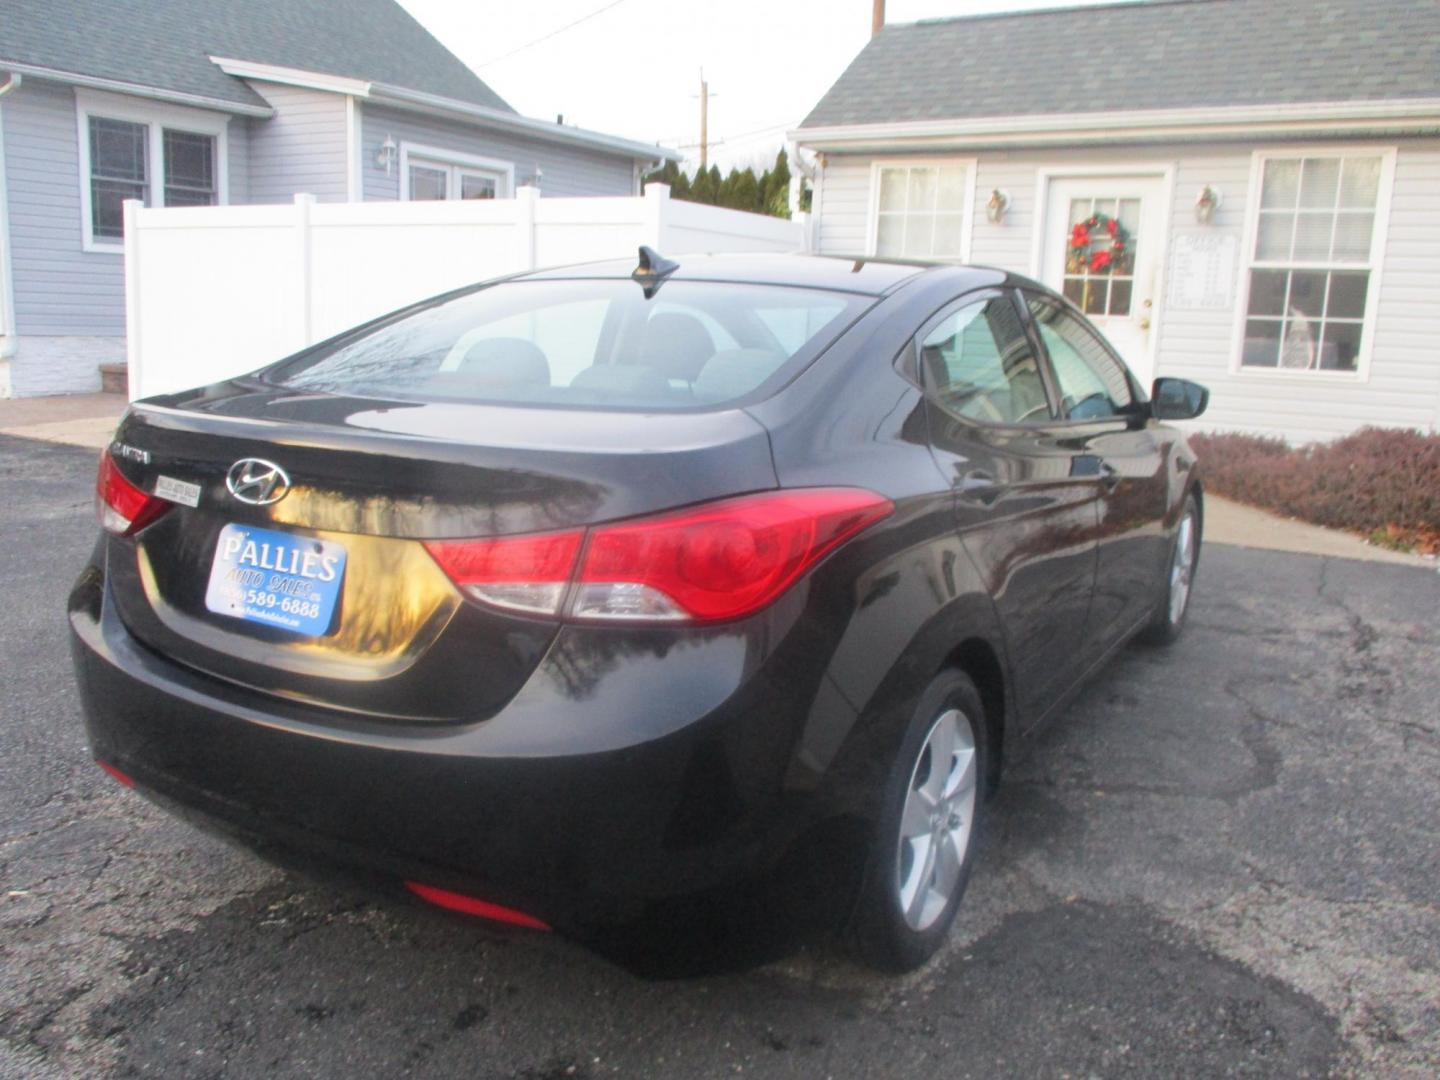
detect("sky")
[395,0,1130,173]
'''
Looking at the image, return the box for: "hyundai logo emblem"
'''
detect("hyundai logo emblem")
[226,458,291,506]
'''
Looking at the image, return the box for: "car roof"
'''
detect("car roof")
[518,252,1002,297]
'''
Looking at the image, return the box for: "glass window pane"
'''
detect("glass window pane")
[1319,320,1362,372]
[90,117,147,181]
[878,168,906,212]
[1083,278,1108,315]
[1242,319,1282,367]
[921,296,1049,423]
[459,174,497,200]
[1298,157,1341,209]
[932,213,963,257]
[1292,212,1334,261]
[1117,198,1141,237]
[1063,278,1085,307]
[904,213,936,257]
[91,179,146,238]
[1331,212,1374,262]
[163,130,215,207]
[935,167,966,211]
[1339,157,1381,209]
[875,214,904,256]
[1026,295,1133,418]
[1068,198,1091,227]
[409,165,447,200]
[1247,270,1288,316]
[1326,272,1369,320]
[1109,277,1133,316]
[1255,211,1293,260]
[907,168,936,212]
[1279,317,1319,370]
[1287,271,1327,319]
[1261,159,1300,209]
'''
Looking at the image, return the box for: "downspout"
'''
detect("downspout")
[0,73,22,361]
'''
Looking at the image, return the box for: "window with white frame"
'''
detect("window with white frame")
[78,92,226,250]
[872,162,971,260]
[1240,153,1389,374]
[404,155,507,201]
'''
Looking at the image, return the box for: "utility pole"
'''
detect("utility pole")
[698,70,711,170]
[872,0,885,38]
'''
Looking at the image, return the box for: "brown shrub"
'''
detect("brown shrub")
[1190,427,1440,535]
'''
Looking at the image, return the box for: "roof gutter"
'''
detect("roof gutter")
[0,60,274,117]
[208,56,680,163]
[369,84,682,163]
[792,98,1440,152]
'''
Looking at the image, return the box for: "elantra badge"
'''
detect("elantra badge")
[226,458,291,506]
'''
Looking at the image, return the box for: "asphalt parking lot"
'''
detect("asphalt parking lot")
[2,433,1438,1079]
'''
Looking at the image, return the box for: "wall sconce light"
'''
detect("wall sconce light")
[376,135,398,175]
[1194,184,1222,225]
[986,188,1010,224]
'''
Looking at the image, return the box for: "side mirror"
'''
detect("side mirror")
[1151,377,1209,421]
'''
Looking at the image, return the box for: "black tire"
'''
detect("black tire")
[847,670,989,972]
[1139,492,1201,646]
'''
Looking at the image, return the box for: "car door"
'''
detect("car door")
[911,288,1103,725]
[1022,290,1171,653]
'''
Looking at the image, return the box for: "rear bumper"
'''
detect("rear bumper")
[68,561,853,932]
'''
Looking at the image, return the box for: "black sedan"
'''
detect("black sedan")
[71,252,1207,971]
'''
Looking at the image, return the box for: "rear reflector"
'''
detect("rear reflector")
[96,452,170,537]
[422,487,893,625]
[97,759,136,788]
[404,881,551,930]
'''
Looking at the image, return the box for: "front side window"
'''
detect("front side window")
[920,295,1050,424]
[1027,295,1134,420]
[161,129,217,207]
[265,280,870,411]
[873,163,969,260]
[1241,154,1386,373]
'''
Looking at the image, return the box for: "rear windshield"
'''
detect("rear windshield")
[263,279,870,410]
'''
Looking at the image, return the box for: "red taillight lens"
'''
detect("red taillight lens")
[404,882,551,930]
[574,489,893,622]
[423,488,893,624]
[96,452,169,536]
[422,529,583,616]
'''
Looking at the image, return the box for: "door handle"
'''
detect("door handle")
[1100,463,1122,492]
[958,470,1007,505]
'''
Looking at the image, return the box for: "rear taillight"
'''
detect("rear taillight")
[423,488,893,624]
[96,452,169,536]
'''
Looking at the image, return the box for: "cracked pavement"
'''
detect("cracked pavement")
[2,434,1438,1078]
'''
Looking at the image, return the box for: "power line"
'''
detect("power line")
[476,0,631,68]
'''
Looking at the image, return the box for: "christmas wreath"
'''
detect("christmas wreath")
[1068,213,1132,275]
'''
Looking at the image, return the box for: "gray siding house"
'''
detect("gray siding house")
[0,0,678,397]
[793,0,1440,443]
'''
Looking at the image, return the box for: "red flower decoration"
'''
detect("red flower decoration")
[1089,250,1112,272]
[1070,223,1090,248]
[1105,219,1119,236]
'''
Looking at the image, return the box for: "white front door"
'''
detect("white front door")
[1041,175,1167,389]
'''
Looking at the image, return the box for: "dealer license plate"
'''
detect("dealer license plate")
[204,524,347,636]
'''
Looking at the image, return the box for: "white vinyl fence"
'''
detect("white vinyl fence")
[123,185,810,399]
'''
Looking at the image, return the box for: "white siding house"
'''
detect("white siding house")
[794,0,1440,443]
[0,0,678,397]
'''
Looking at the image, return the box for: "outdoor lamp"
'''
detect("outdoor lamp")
[376,135,398,175]
[1194,185,1222,224]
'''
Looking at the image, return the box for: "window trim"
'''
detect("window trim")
[866,156,979,263]
[1229,145,1397,383]
[75,88,229,253]
[398,142,514,201]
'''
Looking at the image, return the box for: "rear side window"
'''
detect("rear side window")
[1026,294,1135,420]
[265,280,869,410]
[920,294,1051,424]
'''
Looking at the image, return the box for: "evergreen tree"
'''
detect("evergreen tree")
[642,148,798,219]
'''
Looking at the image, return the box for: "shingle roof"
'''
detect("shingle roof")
[0,0,512,113]
[801,0,1440,128]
